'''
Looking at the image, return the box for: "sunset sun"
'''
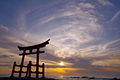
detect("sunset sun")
[59,61,65,66]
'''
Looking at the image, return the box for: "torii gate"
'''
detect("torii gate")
[10,39,50,78]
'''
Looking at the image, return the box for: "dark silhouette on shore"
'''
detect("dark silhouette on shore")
[10,39,50,78]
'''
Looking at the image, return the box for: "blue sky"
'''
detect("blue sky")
[0,0,120,78]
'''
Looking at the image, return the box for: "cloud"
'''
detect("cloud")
[0,55,14,58]
[0,25,9,31]
[0,67,11,75]
[36,2,102,58]
[0,48,16,56]
[46,67,87,76]
[103,68,120,72]
[0,0,119,60]
[91,59,120,67]
[98,0,113,6]
[77,39,120,58]
[0,48,20,63]
[51,38,120,59]
[0,25,38,49]
[0,0,120,77]
[25,1,119,59]
[110,10,120,21]
[79,2,95,9]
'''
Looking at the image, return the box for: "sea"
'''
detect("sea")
[60,78,111,80]
[54,76,115,80]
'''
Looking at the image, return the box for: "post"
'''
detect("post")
[19,50,26,77]
[36,48,39,78]
[25,61,31,77]
[28,61,32,78]
[10,61,16,77]
[25,64,29,77]
[42,63,45,78]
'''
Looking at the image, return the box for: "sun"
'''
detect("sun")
[59,61,65,66]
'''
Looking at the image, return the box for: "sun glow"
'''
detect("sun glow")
[59,61,65,66]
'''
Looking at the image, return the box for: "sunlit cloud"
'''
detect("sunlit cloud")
[0,47,18,57]
[41,60,73,67]
[57,61,72,66]
[0,67,11,75]
[103,68,120,72]
[46,67,87,76]
[91,59,120,67]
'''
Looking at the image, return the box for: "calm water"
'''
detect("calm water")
[57,77,111,80]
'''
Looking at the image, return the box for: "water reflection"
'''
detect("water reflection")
[59,77,110,80]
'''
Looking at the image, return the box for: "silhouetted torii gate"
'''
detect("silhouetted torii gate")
[10,39,50,78]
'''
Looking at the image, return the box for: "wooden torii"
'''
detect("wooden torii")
[10,39,50,78]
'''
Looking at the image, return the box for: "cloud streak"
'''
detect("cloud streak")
[0,25,9,31]
[98,0,113,6]
[111,10,120,21]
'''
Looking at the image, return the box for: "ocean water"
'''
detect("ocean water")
[57,77,111,80]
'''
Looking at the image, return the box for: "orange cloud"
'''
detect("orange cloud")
[0,67,11,74]
[41,60,73,67]
[103,68,120,72]
[45,67,87,76]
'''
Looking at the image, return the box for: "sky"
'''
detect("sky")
[0,0,120,78]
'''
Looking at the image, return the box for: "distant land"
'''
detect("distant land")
[0,76,120,80]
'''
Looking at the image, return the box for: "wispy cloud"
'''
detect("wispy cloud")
[110,10,120,21]
[0,25,9,31]
[22,1,120,59]
[98,0,113,6]
[91,59,120,67]
[0,47,17,57]
[78,39,120,58]
[35,2,102,58]
[0,55,14,58]
[79,2,95,9]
